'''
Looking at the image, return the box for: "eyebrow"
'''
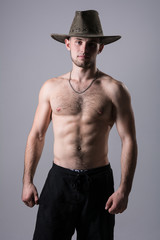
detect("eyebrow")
[75,37,99,43]
[75,38,84,41]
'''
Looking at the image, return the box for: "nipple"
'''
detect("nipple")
[97,109,103,115]
[56,107,61,112]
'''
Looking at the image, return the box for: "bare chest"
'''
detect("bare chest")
[50,82,114,123]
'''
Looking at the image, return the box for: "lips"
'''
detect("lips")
[78,55,90,59]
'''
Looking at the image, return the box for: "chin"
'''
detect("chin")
[75,60,94,69]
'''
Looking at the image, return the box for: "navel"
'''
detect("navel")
[77,146,81,151]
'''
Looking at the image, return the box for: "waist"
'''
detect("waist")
[52,162,112,176]
[53,155,109,171]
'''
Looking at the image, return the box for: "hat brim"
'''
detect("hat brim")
[51,34,121,45]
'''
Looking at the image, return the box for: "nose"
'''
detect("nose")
[80,42,89,54]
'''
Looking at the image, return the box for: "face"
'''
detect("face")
[65,37,104,69]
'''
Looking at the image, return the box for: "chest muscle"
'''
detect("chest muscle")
[50,87,114,123]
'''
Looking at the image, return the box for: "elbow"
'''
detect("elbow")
[122,135,138,150]
[122,136,138,158]
[37,131,46,142]
[28,130,45,143]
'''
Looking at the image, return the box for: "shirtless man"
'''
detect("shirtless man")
[22,10,137,240]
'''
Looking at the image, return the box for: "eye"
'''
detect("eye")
[88,42,97,48]
[75,40,82,45]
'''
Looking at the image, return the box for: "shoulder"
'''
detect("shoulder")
[38,73,70,100]
[38,78,57,102]
[41,72,70,89]
[110,80,131,105]
[41,71,69,87]
[100,71,131,105]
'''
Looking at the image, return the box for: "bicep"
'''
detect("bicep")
[114,87,136,141]
[116,105,136,141]
[30,85,52,139]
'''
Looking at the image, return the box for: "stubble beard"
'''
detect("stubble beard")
[70,53,94,69]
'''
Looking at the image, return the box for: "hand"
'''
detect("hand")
[22,183,39,208]
[105,189,128,214]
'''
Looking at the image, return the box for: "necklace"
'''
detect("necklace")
[68,69,99,94]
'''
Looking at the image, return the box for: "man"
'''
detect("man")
[22,10,137,240]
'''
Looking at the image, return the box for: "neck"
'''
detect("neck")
[71,64,97,82]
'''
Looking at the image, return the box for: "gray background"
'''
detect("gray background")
[1,0,160,239]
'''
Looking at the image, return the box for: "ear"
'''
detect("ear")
[98,44,104,54]
[65,38,71,51]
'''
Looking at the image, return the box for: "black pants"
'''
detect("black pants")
[33,163,115,240]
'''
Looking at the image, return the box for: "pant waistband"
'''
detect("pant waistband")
[52,162,111,176]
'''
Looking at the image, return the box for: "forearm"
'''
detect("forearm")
[119,137,138,195]
[23,133,45,184]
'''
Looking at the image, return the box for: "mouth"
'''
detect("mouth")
[78,55,90,60]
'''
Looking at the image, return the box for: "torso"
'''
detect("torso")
[49,71,116,169]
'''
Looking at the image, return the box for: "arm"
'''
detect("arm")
[106,83,138,214]
[22,81,52,207]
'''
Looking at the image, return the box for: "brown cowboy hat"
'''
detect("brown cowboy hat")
[51,10,121,45]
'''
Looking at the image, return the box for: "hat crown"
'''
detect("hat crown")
[69,10,103,36]
[51,10,121,45]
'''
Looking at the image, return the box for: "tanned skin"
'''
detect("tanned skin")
[22,37,137,214]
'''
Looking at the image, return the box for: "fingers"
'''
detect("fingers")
[105,196,119,214]
[108,203,120,214]
[105,196,113,210]
[34,192,39,205]
[24,193,39,207]
[107,204,122,214]
[109,205,126,214]
[107,198,125,214]
[105,191,128,214]
[22,193,36,207]
[22,184,39,208]
[106,198,118,214]
[23,196,39,207]
[24,199,35,208]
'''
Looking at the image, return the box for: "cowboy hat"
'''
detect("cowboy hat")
[51,10,121,45]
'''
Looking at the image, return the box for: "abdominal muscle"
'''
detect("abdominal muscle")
[52,114,111,170]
